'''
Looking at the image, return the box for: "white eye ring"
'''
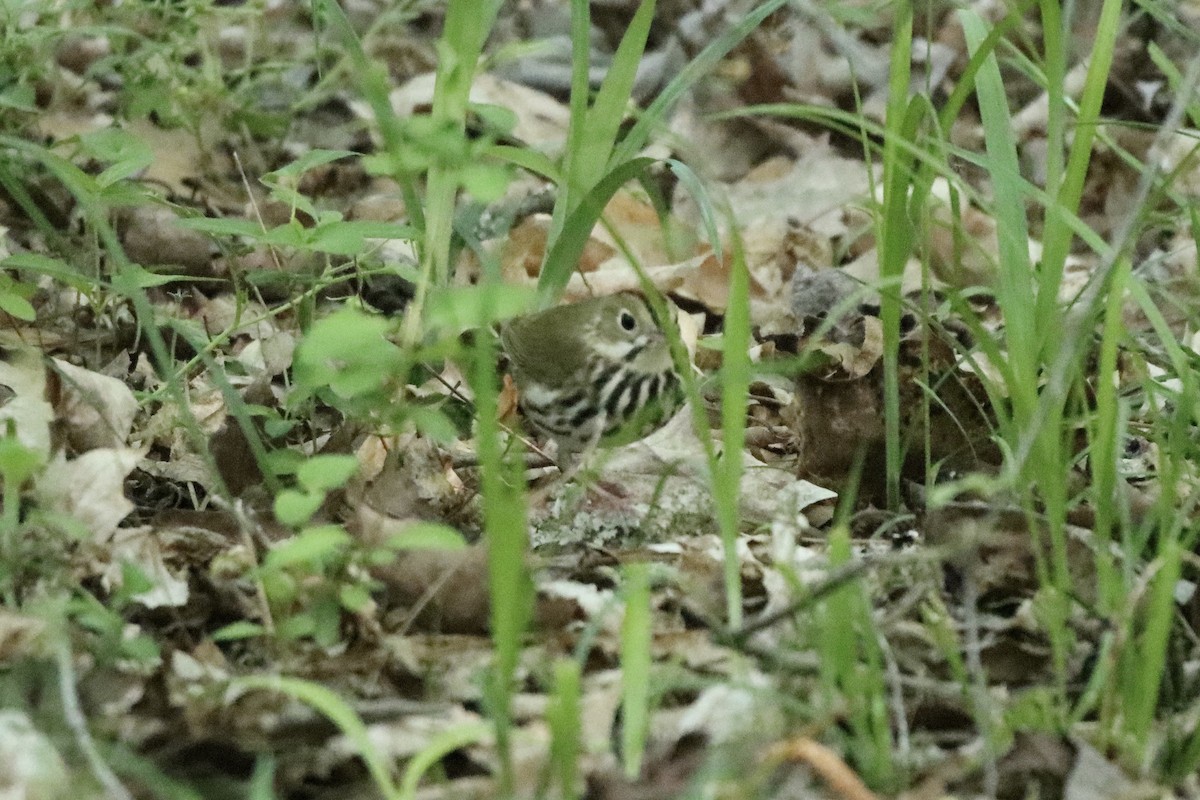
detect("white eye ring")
[619,310,637,331]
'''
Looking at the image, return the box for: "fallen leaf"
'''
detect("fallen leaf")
[51,357,139,451]
[34,448,143,540]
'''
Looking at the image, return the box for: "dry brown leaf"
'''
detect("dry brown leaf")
[103,525,191,609]
[925,182,1001,288]
[124,116,227,198]
[1063,738,1139,800]
[816,315,883,379]
[373,545,490,635]
[0,342,53,457]
[500,214,618,282]
[390,72,570,155]
[676,145,872,244]
[765,737,879,800]
[34,448,143,540]
[120,205,217,277]
[676,673,784,746]
[0,610,47,662]
[351,435,462,538]
[560,255,692,300]
[50,357,139,451]
[0,711,68,800]
[589,190,684,269]
[675,251,731,312]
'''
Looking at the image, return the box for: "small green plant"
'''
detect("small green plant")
[210,453,469,648]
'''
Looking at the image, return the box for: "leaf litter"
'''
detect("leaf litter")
[2,2,1200,799]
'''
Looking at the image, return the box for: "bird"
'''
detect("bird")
[499,292,684,465]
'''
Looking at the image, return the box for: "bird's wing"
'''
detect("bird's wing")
[500,304,588,385]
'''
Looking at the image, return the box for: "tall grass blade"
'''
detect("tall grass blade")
[878,2,915,509]
[620,563,652,779]
[716,232,751,627]
[235,676,401,799]
[538,157,656,301]
[422,0,503,295]
[548,658,583,799]
[471,284,533,793]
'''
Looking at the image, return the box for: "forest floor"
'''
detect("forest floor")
[3,1,1200,799]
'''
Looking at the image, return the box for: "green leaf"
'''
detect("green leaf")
[273,489,326,527]
[261,219,311,248]
[79,128,153,187]
[339,583,373,612]
[264,524,351,570]
[176,217,266,238]
[268,149,357,179]
[264,417,296,438]
[0,84,36,111]
[120,562,155,597]
[112,264,194,290]
[121,633,161,663]
[0,436,44,484]
[0,291,35,321]
[296,454,360,492]
[425,283,535,333]
[460,162,512,203]
[210,621,267,641]
[385,522,468,551]
[2,252,88,286]
[277,612,316,640]
[468,102,518,136]
[311,594,344,647]
[407,405,459,444]
[307,220,417,255]
[261,570,298,605]
[293,307,404,400]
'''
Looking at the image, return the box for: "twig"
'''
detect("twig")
[725,546,956,644]
[56,639,134,800]
[764,737,880,800]
[211,496,275,635]
[877,629,911,765]
[961,569,999,798]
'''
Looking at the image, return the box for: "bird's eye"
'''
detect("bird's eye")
[618,310,637,331]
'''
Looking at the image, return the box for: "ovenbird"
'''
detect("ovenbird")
[500,292,684,461]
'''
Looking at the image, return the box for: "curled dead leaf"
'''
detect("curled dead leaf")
[50,358,138,451]
[34,448,143,541]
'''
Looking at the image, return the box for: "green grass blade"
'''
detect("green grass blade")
[620,563,652,779]
[486,144,562,182]
[548,658,583,799]
[613,0,789,165]
[470,285,533,792]
[1036,0,1121,333]
[551,0,653,250]
[538,156,656,302]
[716,231,751,627]
[399,722,494,800]
[577,0,656,196]
[878,1,915,509]
[1089,258,1131,615]
[235,675,401,799]
[959,10,1035,409]
[557,0,594,210]
[312,0,424,233]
